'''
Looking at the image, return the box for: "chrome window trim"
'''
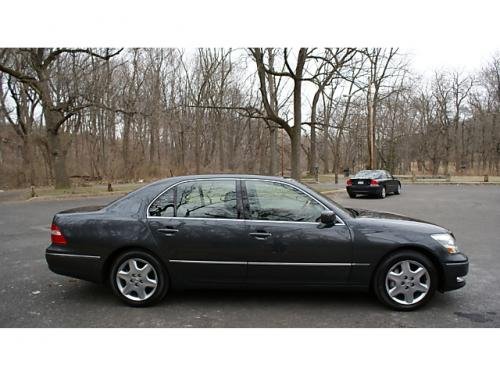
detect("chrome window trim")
[146,177,345,226]
[46,252,101,260]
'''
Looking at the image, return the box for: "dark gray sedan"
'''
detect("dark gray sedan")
[46,174,468,310]
[346,169,401,198]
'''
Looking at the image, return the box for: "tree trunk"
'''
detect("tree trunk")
[290,126,301,180]
[290,49,307,180]
[217,114,225,171]
[46,127,70,189]
[21,135,35,186]
[269,125,279,175]
[195,109,201,174]
[309,121,317,175]
[308,86,323,175]
[44,108,70,189]
[122,113,132,177]
[367,86,376,169]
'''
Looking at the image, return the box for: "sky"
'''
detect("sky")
[409,46,498,77]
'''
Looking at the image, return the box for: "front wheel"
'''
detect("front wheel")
[373,250,437,311]
[110,250,169,307]
[394,183,401,195]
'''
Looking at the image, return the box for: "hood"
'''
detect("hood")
[352,208,435,225]
[349,208,451,234]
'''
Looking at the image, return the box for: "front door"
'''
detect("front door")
[147,178,248,287]
[242,180,352,286]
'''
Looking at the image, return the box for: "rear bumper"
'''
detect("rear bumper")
[346,185,382,195]
[46,246,104,283]
[440,260,469,292]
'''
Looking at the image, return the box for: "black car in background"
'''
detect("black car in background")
[346,170,401,198]
[45,174,468,311]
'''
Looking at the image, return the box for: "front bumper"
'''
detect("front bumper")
[46,245,104,283]
[440,260,469,292]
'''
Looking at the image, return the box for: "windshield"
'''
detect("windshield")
[354,170,385,179]
[309,188,356,217]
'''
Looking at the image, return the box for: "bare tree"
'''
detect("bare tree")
[362,48,401,169]
[0,48,121,188]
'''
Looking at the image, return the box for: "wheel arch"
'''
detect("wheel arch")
[369,245,444,291]
[102,245,171,285]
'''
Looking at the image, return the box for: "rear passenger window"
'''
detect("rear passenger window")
[149,188,175,217]
[149,180,239,219]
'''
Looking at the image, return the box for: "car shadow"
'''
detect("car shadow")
[162,288,380,309]
[67,281,380,309]
[57,282,478,327]
[350,194,399,199]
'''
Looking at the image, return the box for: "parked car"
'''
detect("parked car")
[46,174,468,310]
[346,169,401,198]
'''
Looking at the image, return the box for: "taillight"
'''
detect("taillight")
[346,179,352,186]
[370,179,379,186]
[51,223,67,245]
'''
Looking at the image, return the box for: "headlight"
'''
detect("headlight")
[431,233,459,254]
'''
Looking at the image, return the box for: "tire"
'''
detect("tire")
[109,249,169,307]
[394,183,401,195]
[373,250,437,311]
[379,186,386,199]
[348,192,356,198]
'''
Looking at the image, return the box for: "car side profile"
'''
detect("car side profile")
[45,174,468,310]
[346,169,401,198]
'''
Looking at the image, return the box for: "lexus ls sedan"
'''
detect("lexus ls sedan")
[46,174,468,310]
[346,170,401,198]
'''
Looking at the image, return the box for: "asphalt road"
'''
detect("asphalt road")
[0,184,499,327]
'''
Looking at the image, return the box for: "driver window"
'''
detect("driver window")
[245,180,324,222]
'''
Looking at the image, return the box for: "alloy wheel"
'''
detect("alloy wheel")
[385,260,430,305]
[115,258,158,301]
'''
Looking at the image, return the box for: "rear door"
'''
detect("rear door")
[383,171,397,193]
[242,179,352,286]
[147,178,248,287]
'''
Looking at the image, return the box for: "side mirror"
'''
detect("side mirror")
[320,210,336,225]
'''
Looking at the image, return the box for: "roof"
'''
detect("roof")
[148,173,291,187]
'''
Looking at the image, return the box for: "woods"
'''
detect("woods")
[0,48,499,189]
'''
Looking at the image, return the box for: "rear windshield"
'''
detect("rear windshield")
[354,170,385,179]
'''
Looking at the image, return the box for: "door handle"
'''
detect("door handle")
[157,228,179,237]
[249,232,272,240]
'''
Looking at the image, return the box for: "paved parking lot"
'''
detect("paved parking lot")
[0,184,499,327]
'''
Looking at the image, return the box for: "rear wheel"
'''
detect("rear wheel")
[378,186,386,199]
[348,191,356,198]
[373,250,437,311]
[394,183,401,195]
[110,250,169,307]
